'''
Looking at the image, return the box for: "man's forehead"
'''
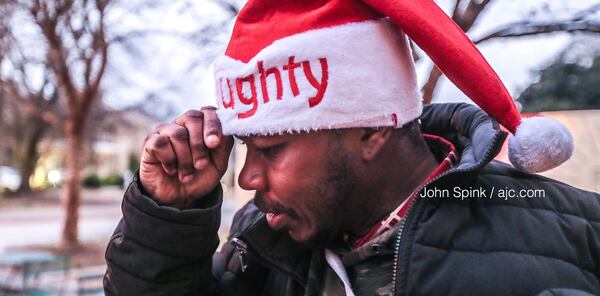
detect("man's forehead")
[235,130,327,144]
[236,133,297,143]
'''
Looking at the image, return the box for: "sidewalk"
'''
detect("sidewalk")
[0,187,123,250]
[0,186,245,250]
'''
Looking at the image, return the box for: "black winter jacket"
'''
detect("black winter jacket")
[104,103,600,295]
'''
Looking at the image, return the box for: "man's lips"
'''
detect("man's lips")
[255,195,293,217]
[265,212,289,231]
[261,205,297,231]
[255,193,298,230]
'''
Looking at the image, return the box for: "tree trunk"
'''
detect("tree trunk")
[61,122,84,249]
[0,60,4,126]
[16,151,36,193]
[421,66,444,105]
[16,120,46,193]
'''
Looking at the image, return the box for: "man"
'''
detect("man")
[104,0,600,295]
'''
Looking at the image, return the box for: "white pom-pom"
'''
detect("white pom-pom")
[508,117,574,173]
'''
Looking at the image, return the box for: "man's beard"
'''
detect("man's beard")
[303,144,353,248]
[254,138,354,249]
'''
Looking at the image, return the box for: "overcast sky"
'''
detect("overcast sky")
[103,0,600,114]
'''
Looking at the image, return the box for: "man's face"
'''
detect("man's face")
[238,131,357,246]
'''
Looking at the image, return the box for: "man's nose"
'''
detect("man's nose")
[238,160,267,192]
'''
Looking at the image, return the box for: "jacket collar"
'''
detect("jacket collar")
[237,213,311,285]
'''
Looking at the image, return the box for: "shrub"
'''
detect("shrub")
[128,153,140,173]
[102,173,124,187]
[82,174,102,188]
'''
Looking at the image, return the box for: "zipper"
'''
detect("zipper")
[230,236,306,286]
[231,237,249,272]
[392,129,506,295]
[390,169,471,294]
[391,185,420,294]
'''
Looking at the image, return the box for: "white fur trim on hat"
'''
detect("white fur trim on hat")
[214,19,421,136]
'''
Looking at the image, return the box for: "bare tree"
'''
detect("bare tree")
[1,0,213,248]
[1,0,232,248]
[1,75,60,193]
[421,1,600,105]
[23,0,111,248]
[174,0,241,75]
[1,1,62,191]
[0,1,15,129]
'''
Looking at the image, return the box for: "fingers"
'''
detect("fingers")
[158,124,195,182]
[175,107,224,170]
[200,106,222,149]
[143,107,229,180]
[142,132,177,176]
[211,134,234,174]
[176,110,210,170]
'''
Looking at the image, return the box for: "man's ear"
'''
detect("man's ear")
[360,127,393,161]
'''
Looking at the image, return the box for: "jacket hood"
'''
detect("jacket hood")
[421,103,507,172]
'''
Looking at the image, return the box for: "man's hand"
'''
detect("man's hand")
[140,107,234,209]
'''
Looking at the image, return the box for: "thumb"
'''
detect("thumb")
[210,135,234,174]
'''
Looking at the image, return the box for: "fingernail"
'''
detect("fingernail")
[181,174,194,183]
[206,135,219,148]
[195,158,209,170]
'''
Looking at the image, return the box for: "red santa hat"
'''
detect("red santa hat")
[214,0,573,173]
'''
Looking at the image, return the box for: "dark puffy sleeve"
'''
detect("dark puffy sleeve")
[104,174,222,296]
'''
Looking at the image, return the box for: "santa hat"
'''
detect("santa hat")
[214,0,573,173]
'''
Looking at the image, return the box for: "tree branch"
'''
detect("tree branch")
[474,20,600,44]
[209,0,240,17]
[422,0,494,105]
[30,1,79,114]
[80,0,109,118]
[421,0,600,105]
